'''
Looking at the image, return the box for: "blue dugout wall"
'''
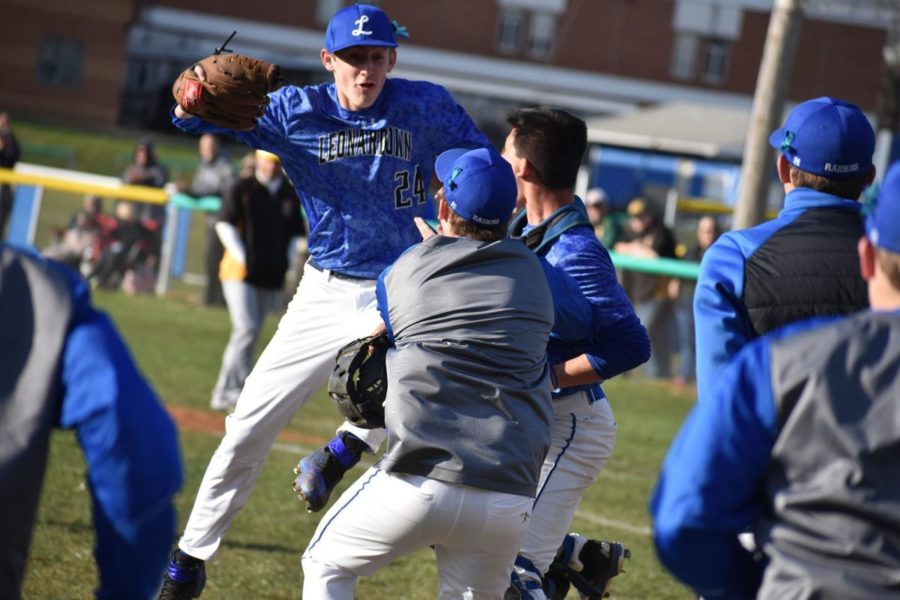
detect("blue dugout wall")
[588,146,742,208]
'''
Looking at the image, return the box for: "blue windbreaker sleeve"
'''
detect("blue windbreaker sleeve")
[693,233,754,403]
[58,275,182,600]
[650,336,778,599]
[538,256,593,342]
[553,241,650,379]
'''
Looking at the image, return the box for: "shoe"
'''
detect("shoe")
[292,432,367,512]
[548,535,630,599]
[158,550,206,600]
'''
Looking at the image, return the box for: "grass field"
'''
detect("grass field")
[20,289,696,599]
[11,115,696,598]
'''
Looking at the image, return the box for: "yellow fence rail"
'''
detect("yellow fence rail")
[0,166,168,204]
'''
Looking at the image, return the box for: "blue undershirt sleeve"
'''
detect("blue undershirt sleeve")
[376,265,395,343]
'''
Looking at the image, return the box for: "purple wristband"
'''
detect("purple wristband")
[327,436,358,469]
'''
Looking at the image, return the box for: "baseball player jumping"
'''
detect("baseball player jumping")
[158,4,489,598]
[504,107,650,599]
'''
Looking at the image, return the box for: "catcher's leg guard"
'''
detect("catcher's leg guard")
[292,431,368,512]
[158,550,206,600]
[547,534,630,599]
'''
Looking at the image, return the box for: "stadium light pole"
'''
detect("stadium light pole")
[734,0,804,231]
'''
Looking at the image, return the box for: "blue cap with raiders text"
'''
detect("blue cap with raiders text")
[867,161,900,253]
[325,4,397,53]
[768,96,875,179]
[435,147,517,227]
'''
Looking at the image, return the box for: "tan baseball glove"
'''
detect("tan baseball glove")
[172,53,285,131]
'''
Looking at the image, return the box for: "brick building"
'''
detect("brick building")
[0,0,136,127]
[0,0,894,134]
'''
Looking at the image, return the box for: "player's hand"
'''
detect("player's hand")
[414,217,440,240]
[367,322,388,353]
[173,65,207,120]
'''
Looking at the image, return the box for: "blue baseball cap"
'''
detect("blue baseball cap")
[435,147,518,227]
[768,97,875,180]
[867,162,900,253]
[325,4,397,54]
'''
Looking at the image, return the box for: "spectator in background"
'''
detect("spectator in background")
[43,195,116,276]
[238,151,256,178]
[122,139,168,229]
[0,111,21,239]
[614,198,677,378]
[668,215,720,387]
[91,201,160,294]
[584,187,625,248]
[210,150,305,412]
[180,134,236,307]
[0,243,182,600]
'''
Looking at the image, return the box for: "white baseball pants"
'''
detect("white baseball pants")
[302,468,533,600]
[179,263,385,561]
[514,391,617,585]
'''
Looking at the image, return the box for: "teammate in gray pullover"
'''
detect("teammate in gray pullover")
[301,147,592,599]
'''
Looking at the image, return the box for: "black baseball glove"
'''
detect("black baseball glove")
[328,333,391,429]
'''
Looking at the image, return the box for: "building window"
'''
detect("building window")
[527,12,556,59]
[701,39,730,85]
[316,0,346,25]
[670,33,699,80]
[497,9,524,54]
[37,38,83,88]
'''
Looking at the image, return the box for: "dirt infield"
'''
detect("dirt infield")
[166,405,329,447]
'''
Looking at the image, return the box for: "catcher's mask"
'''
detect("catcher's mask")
[328,333,391,429]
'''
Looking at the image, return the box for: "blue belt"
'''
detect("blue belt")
[307,258,374,281]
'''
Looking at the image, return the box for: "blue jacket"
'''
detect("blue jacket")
[0,245,182,599]
[693,187,865,403]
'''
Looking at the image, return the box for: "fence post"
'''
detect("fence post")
[155,198,178,296]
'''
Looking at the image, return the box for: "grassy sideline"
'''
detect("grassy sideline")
[22,289,695,599]
[12,116,694,597]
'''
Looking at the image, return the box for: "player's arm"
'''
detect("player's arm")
[538,256,594,342]
[215,184,246,263]
[693,234,753,403]
[171,57,293,157]
[56,268,182,599]
[553,245,650,387]
[650,336,776,599]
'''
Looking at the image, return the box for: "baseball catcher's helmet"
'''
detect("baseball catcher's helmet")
[328,333,390,429]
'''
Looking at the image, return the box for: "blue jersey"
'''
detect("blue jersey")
[173,78,489,278]
[509,202,650,397]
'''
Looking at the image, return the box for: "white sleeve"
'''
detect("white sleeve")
[215,221,246,265]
